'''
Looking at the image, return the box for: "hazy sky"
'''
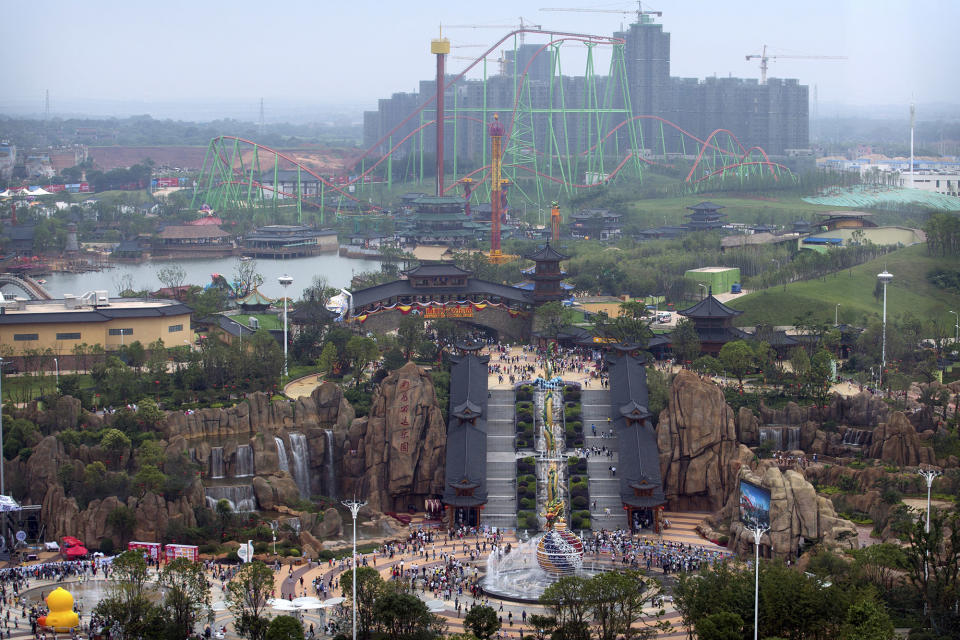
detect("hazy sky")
[4,0,958,119]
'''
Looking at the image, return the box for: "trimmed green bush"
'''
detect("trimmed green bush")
[571,496,588,510]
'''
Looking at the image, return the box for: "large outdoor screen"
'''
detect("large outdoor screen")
[739,480,771,529]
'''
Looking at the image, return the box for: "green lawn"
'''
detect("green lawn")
[727,244,960,326]
[625,193,838,229]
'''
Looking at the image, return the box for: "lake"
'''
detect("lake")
[35,253,383,299]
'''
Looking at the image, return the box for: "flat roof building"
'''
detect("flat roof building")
[0,294,192,356]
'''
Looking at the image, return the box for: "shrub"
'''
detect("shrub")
[718,535,729,546]
[563,386,581,401]
[516,385,533,401]
[99,538,115,554]
[571,496,588,510]
[519,498,535,510]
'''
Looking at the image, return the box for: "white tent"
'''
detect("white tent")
[0,190,10,197]
[27,188,51,196]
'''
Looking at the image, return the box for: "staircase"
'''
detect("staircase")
[579,390,623,531]
[483,389,518,530]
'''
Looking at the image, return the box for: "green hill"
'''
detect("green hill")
[727,244,960,326]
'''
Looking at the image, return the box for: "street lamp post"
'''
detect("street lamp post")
[278,275,293,378]
[748,523,770,640]
[835,304,840,326]
[918,467,940,618]
[53,357,59,393]
[0,357,4,495]
[342,498,367,640]
[698,283,707,300]
[949,310,959,347]
[878,271,893,388]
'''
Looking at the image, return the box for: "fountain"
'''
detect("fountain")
[323,429,337,499]
[235,444,255,477]
[209,447,225,479]
[288,433,311,499]
[483,375,586,601]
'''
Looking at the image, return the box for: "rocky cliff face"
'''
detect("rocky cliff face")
[868,411,936,467]
[656,370,741,511]
[722,463,859,559]
[337,363,446,513]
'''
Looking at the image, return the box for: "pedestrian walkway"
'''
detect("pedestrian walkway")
[580,390,623,531]
[483,389,518,530]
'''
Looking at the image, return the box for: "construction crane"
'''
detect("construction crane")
[540,2,662,24]
[445,17,542,44]
[745,45,847,84]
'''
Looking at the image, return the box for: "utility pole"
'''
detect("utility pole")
[878,270,893,388]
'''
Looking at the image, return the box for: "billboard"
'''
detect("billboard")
[128,541,161,561]
[739,480,771,529]
[164,544,199,562]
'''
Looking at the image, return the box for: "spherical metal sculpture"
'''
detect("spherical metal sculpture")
[536,520,584,576]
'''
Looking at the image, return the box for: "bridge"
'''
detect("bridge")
[0,273,53,300]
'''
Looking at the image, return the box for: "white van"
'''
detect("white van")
[657,312,672,323]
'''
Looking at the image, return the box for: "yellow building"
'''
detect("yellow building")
[0,294,192,356]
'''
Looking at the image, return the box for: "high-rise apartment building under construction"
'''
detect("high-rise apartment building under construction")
[363,15,808,169]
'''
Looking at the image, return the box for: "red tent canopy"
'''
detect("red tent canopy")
[64,545,88,559]
[62,536,82,547]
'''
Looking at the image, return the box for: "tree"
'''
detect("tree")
[215,499,233,539]
[718,340,755,390]
[340,566,385,639]
[527,614,557,640]
[156,264,187,297]
[582,570,668,640]
[317,342,338,375]
[398,315,425,360]
[346,336,379,387]
[265,616,304,640]
[158,557,211,640]
[672,318,701,364]
[533,301,573,341]
[610,300,654,346]
[92,550,164,640]
[373,591,443,639]
[464,605,500,639]
[133,464,167,498]
[226,561,275,640]
[697,611,744,640]
[838,597,895,640]
[233,257,264,298]
[902,510,960,635]
[100,428,132,468]
[107,506,137,545]
[540,575,591,640]
[807,349,836,422]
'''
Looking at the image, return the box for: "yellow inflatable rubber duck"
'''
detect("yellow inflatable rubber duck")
[37,587,80,632]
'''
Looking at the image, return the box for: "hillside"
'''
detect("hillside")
[727,243,960,326]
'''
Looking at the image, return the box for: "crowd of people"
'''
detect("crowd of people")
[487,344,608,387]
[585,529,731,575]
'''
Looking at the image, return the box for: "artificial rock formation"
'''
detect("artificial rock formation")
[868,411,936,467]
[337,362,446,512]
[656,370,741,511]
[724,463,858,559]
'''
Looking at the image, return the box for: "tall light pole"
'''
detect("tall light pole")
[949,310,959,347]
[342,497,367,640]
[919,467,940,534]
[698,283,707,300]
[278,275,293,378]
[0,357,4,495]
[53,357,59,393]
[918,467,940,618]
[748,523,769,640]
[878,270,893,387]
[835,304,840,326]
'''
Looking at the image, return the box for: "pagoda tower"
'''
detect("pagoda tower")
[525,243,569,304]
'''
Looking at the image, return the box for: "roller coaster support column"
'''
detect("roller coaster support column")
[432,36,450,196]
[463,178,473,217]
[489,114,504,258]
[551,201,560,244]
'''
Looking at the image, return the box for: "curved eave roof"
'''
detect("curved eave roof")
[679,294,743,319]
